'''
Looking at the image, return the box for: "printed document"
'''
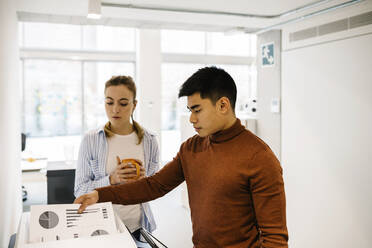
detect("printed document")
[29,202,118,243]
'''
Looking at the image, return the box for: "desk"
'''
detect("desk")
[21,161,76,211]
[21,159,47,171]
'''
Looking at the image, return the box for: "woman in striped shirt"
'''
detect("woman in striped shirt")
[74,75,159,240]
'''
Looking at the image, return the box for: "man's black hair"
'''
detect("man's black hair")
[178,66,237,111]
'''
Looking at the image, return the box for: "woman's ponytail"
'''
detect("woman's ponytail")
[104,121,114,138]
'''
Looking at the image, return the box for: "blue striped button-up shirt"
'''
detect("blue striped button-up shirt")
[74,126,159,232]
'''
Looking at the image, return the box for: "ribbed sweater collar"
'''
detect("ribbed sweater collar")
[209,118,245,143]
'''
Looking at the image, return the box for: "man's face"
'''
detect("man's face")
[187,93,224,137]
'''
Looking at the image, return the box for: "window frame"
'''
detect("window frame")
[160,31,257,131]
[19,23,137,137]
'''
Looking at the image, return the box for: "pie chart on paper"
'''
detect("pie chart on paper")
[39,211,59,229]
[91,229,109,236]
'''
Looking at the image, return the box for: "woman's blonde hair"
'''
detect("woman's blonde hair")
[103,75,144,145]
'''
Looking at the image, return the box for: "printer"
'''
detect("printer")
[15,211,139,248]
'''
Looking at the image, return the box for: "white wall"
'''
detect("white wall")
[257,30,281,159]
[136,29,162,151]
[0,0,22,246]
[282,31,372,247]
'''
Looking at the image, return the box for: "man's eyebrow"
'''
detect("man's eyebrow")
[187,104,200,111]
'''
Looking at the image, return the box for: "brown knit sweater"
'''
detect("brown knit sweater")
[97,119,288,247]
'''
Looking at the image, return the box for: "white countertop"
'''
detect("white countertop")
[47,161,77,171]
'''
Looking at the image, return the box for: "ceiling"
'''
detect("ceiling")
[17,0,368,33]
[102,0,320,16]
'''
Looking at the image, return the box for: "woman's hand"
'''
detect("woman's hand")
[109,156,124,185]
[121,159,145,183]
[110,156,145,184]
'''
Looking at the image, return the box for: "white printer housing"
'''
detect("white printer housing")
[15,212,137,248]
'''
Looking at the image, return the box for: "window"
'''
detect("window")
[83,26,136,51]
[160,30,257,162]
[161,30,205,54]
[22,22,81,50]
[23,59,82,137]
[20,22,136,161]
[20,22,137,52]
[161,63,203,130]
[20,23,257,163]
[84,62,135,131]
[206,32,252,56]
[161,29,256,57]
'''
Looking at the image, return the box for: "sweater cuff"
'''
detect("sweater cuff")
[96,185,117,203]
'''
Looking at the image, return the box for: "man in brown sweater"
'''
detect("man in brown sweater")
[75,67,288,247]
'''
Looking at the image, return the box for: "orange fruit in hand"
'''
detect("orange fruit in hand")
[121,159,141,179]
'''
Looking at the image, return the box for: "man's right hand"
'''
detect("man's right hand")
[73,190,99,213]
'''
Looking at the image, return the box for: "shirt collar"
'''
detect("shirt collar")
[95,126,105,134]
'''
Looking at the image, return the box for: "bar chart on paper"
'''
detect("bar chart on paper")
[29,202,117,243]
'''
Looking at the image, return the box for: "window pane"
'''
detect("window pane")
[23,59,82,137]
[206,32,252,56]
[23,22,81,50]
[161,63,203,162]
[161,63,203,130]
[161,30,205,54]
[83,25,136,51]
[84,62,135,131]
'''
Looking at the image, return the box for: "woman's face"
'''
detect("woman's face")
[104,85,136,128]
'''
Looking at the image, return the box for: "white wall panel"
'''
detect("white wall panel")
[0,0,22,246]
[282,32,372,248]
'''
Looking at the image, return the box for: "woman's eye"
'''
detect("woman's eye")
[120,103,128,107]
[106,102,113,105]
[195,109,201,113]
